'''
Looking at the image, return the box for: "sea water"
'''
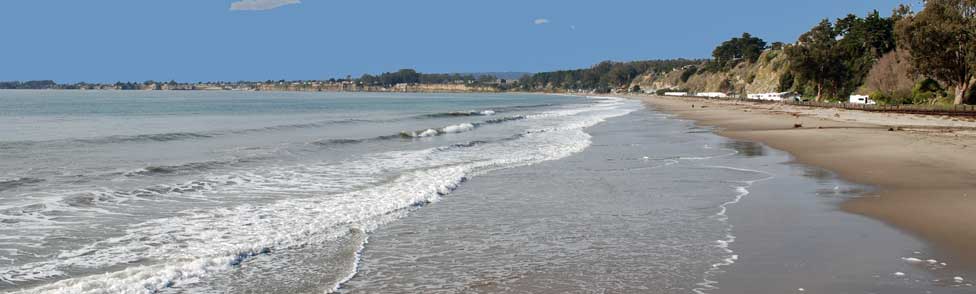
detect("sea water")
[0,91,634,293]
[0,91,968,293]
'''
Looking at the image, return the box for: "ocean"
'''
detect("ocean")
[0,91,967,293]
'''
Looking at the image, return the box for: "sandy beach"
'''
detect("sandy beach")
[633,94,976,270]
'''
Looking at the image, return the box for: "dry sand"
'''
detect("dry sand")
[632,95,976,269]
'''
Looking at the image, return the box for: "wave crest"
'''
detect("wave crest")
[0,178,44,192]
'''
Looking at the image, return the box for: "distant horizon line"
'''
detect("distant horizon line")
[0,72,536,85]
[0,57,712,85]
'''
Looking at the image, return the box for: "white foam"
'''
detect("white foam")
[693,165,774,294]
[401,122,477,138]
[327,233,368,294]
[441,123,475,134]
[902,257,923,264]
[416,128,439,137]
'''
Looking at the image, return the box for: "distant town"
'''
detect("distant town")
[0,71,528,93]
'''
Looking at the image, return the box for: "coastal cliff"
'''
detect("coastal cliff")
[631,49,792,95]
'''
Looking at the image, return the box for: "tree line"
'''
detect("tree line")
[783,9,899,101]
[0,80,58,89]
[517,59,705,93]
[358,69,502,87]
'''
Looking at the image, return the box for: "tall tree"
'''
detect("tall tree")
[787,19,847,101]
[896,0,976,104]
[834,11,897,96]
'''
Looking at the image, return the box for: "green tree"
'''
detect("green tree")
[786,19,847,101]
[834,11,897,97]
[895,0,976,104]
[709,33,767,71]
[680,66,698,83]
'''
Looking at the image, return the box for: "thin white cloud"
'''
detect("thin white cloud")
[230,0,301,11]
[533,18,550,25]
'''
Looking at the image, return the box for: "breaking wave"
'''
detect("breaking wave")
[401,123,475,138]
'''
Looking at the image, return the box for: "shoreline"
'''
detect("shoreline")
[627,94,976,271]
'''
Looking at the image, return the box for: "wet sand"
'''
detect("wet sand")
[344,102,972,293]
[634,95,976,270]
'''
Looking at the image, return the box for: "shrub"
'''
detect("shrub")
[778,71,795,92]
[912,78,946,104]
[680,67,698,83]
[869,91,892,105]
[863,50,915,103]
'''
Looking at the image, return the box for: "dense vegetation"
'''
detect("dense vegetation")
[741,2,974,104]
[785,10,898,101]
[895,0,976,104]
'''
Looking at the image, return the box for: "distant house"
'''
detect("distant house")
[697,92,728,98]
[664,92,689,97]
[747,92,795,101]
[849,95,877,105]
[394,83,410,92]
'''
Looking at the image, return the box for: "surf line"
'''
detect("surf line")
[327,231,369,294]
[691,165,775,294]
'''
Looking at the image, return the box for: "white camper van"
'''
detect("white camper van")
[663,92,689,97]
[746,92,794,101]
[697,92,728,98]
[849,95,877,105]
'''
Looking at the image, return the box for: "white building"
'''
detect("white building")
[849,95,877,104]
[697,92,728,98]
[747,92,795,101]
[664,92,689,97]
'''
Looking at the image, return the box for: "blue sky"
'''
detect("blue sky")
[1,0,914,83]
